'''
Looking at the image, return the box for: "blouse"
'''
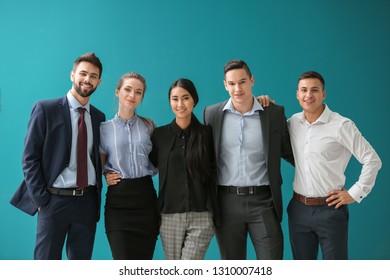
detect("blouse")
[99,113,157,179]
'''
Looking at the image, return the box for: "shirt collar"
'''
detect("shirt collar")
[67,91,91,113]
[223,96,264,115]
[113,113,138,127]
[299,104,331,124]
[170,119,191,137]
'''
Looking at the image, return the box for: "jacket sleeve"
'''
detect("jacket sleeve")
[280,106,295,167]
[22,101,51,208]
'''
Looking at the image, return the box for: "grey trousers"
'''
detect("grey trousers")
[160,211,215,260]
[216,190,283,260]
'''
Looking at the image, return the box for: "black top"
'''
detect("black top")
[161,121,208,214]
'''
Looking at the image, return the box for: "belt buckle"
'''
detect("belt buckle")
[236,187,246,196]
[73,189,84,196]
[304,196,309,205]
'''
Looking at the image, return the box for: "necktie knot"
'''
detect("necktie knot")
[78,107,86,116]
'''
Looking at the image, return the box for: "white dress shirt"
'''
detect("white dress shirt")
[288,105,382,202]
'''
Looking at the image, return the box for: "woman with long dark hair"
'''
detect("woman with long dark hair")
[150,78,218,259]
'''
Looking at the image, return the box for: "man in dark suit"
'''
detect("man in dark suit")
[10,52,106,259]
[203,59,294,259]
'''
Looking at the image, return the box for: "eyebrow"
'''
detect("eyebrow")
[227,78,247,83]
[171,93,191,98]
[125,86,143,91]
[299,86,320,90]
[80,70,99,77]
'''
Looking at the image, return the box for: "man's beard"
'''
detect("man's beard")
[73,82,96,98]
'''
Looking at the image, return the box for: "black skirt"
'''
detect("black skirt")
[104,176,159,259]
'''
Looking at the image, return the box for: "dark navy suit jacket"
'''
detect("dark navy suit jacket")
[10,96,105,219]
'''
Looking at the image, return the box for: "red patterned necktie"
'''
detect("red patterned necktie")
[77,107,88,189]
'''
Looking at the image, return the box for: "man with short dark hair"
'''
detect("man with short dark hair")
[287,71,382,259]
[11,52,106,259]
[203,59,294,259]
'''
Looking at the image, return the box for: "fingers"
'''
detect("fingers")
[263,95,276,105]
[326,194,338,206]
[261,95,270,107]
[326,190,354,208]
[261,95,269,107]
[256,95,269,107]
[326,189,339,197]
[104,171,121,185]
[106,177,121,185]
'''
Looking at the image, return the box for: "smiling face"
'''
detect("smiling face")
[224,68,254,113]
[116,77,144,112]
[297,78,326,122]
[70,61,101,104]
[170,86,195,122]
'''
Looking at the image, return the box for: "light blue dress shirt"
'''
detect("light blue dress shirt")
[99,114,157,179]
[218,96,270,187]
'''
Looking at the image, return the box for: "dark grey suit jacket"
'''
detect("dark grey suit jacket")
[10,96,106,218]
[203,101,294,222]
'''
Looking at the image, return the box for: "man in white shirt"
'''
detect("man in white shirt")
[287,71,382,259]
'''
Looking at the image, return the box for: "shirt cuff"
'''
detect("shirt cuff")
[348,183,368,203]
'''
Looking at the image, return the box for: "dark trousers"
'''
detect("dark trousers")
[34,190,98,260]
[287,199,349,260]
[216,189,283,260]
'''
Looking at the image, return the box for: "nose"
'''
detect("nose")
[234,83,243,91]
[306,90,314,97]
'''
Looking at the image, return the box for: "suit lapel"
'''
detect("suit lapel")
[259,108,270,163]
[90,106,103,168]
[214,102,227,162]
[59,96,72,155]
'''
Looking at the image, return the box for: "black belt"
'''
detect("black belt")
[47,186,96,196]
[219,185,270,195]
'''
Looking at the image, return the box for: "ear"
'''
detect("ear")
[250,75,254,87]
[323,90,326,100]
[223,79,228,91]
[296,89,299,100]
[70,71,75,82]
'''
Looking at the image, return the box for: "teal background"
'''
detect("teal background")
[0,0,388,259]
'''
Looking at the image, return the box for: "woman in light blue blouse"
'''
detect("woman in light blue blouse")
[99,72,158,260]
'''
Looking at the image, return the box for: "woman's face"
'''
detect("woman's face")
[169,86,195,120]
[116,78,144,111]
